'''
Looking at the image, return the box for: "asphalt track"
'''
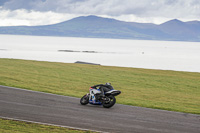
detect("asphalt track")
[0,85,200,133]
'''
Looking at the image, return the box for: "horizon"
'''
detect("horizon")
[0,14,200,42]
[0,15,199,27]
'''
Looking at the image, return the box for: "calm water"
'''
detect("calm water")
[0,35,200,72]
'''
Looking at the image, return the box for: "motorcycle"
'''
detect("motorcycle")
[80,86,121,108]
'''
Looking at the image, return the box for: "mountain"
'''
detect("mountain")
[0,15,200,42]
[158,19,200,41]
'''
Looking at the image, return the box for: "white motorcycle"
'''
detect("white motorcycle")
[80,85,121,108]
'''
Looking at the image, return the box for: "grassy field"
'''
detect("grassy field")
[0,118,93,133]
[0,58,200,115]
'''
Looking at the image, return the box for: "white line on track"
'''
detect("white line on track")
[0,85,79,99]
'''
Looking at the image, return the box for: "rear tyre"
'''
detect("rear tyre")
[80,94,89,105]
[103,95,116,108]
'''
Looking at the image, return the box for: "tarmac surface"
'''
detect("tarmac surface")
[0,85,200,133]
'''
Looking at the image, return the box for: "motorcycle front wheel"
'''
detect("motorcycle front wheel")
[103,95,116,108]
[80,94,89,105]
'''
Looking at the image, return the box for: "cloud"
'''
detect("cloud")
[0,0,200,26]
[3,0,200,17]
[0,9,79,26]
[0,0,8,6]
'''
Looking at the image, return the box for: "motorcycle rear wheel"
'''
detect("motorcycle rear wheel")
[103,95,116,108]
[80,94,89,105]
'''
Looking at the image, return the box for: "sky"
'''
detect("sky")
[0,0,200,26]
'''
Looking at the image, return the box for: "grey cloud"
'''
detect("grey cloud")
[3,0,44,10]
[1,0,200,20]
[0,0,9,6]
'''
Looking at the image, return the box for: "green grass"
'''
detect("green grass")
[0,58,200,115]
[0,118,94,133]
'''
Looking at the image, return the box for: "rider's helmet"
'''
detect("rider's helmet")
[105,82,111,86]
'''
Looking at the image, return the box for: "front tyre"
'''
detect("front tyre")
[103,95,116,108]
[80,94,89,105]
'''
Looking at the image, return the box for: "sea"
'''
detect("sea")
[0,35,200,73]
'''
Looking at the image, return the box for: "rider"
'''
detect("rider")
[90,83,113,97]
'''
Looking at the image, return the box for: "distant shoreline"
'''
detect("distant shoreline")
[58,50,98,53]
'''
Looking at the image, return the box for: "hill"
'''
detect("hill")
[0,15,200,42]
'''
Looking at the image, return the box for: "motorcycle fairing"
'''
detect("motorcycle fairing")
[105,89,121,96]
[89,88,102,105]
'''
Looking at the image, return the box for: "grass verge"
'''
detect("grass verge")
[0,58,200,114]
[0,118,94,133]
